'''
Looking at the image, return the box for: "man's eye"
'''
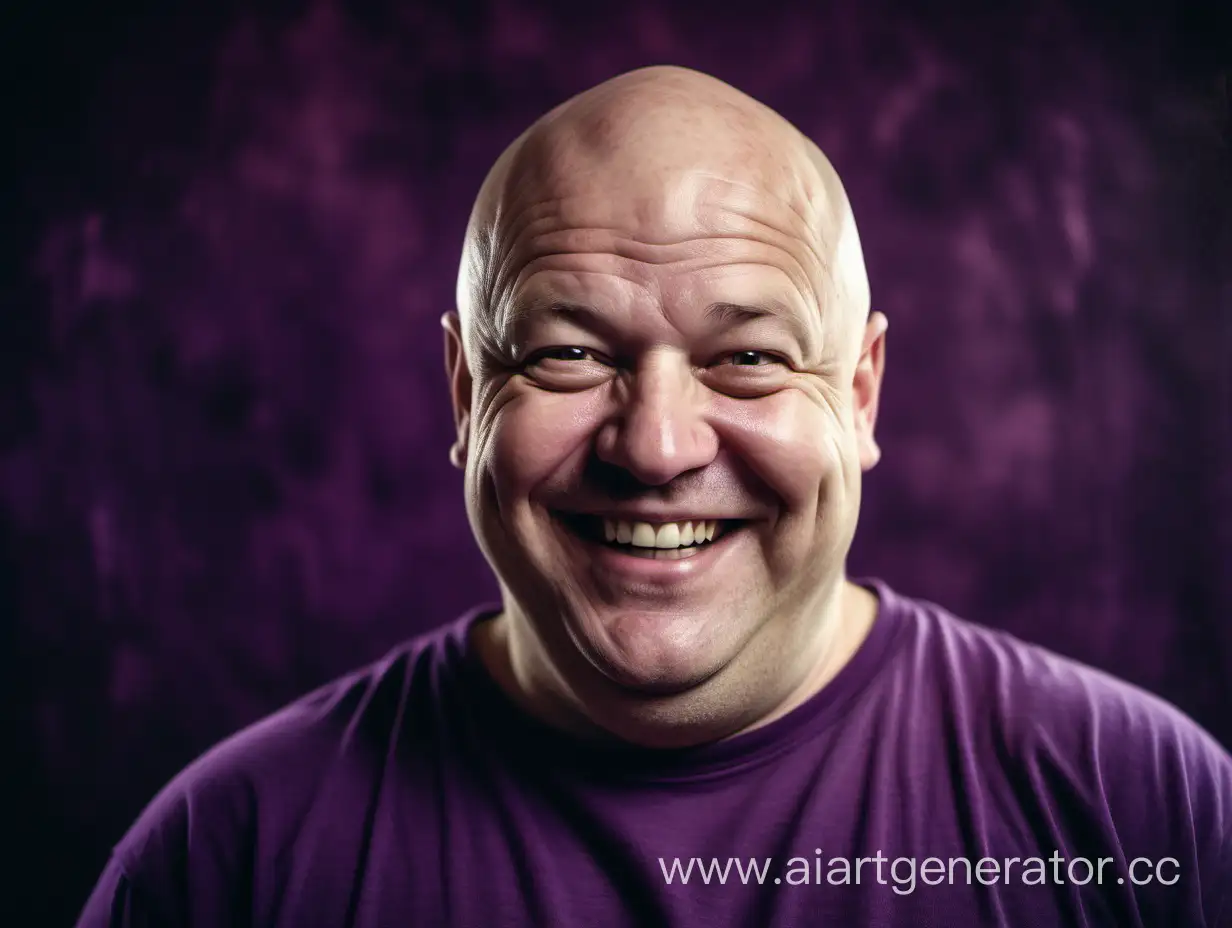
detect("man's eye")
[723,350,781,367]
[530,347,594,363]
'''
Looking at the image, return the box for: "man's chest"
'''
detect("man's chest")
[263,758,1128,927]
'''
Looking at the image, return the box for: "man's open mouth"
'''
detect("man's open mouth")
[556,513,742,560]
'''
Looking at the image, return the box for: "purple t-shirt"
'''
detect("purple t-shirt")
[76,579,1232,926]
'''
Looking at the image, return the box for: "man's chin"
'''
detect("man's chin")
[576,623,728,698]
[593,660,716,698]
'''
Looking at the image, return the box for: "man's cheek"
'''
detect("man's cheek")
[485,410,552,484]
[742,433,834,512]
[481,418,586,523]
[712,395,830,498]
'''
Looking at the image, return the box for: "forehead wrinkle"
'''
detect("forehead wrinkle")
[484,195,587,343]
[503,244,821,339]
[699,205,831,316]
[485,222,838,367]
[496,196,828,319]
[490,167,838,342]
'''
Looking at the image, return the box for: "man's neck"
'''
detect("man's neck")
[470,579,880,750]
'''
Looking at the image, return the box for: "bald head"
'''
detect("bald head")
[457,66,870,354]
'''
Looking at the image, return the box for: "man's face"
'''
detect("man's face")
[446,106,886,713]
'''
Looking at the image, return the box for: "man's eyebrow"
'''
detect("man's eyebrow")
[704,301,816,355]
[501,298,623,340]
[502,296,817,353]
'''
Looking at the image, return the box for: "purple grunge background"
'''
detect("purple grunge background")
[3,0,1229,921]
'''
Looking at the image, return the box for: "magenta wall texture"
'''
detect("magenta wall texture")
[3,0,1229,921]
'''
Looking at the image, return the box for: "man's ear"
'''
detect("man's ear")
[441,311,472,470]
[853,311,888,471]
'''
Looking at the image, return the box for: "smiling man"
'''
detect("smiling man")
[78,66,1231,928]
[448,67,886,754]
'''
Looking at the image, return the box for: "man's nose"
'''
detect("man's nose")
[594,357,719,486]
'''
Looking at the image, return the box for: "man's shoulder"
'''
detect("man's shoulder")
[894,585,1232,810]
[110,613,478,884]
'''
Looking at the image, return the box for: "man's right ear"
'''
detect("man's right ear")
[441,311,472,470]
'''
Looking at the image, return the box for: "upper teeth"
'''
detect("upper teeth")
[603,519,717,548]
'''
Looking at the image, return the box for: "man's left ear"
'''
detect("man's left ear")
[853,311,888,471]
[442,311,473,471]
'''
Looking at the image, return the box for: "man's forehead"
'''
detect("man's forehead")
[501,176,821,260]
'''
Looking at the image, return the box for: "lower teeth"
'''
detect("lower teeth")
[617,544,705,560]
